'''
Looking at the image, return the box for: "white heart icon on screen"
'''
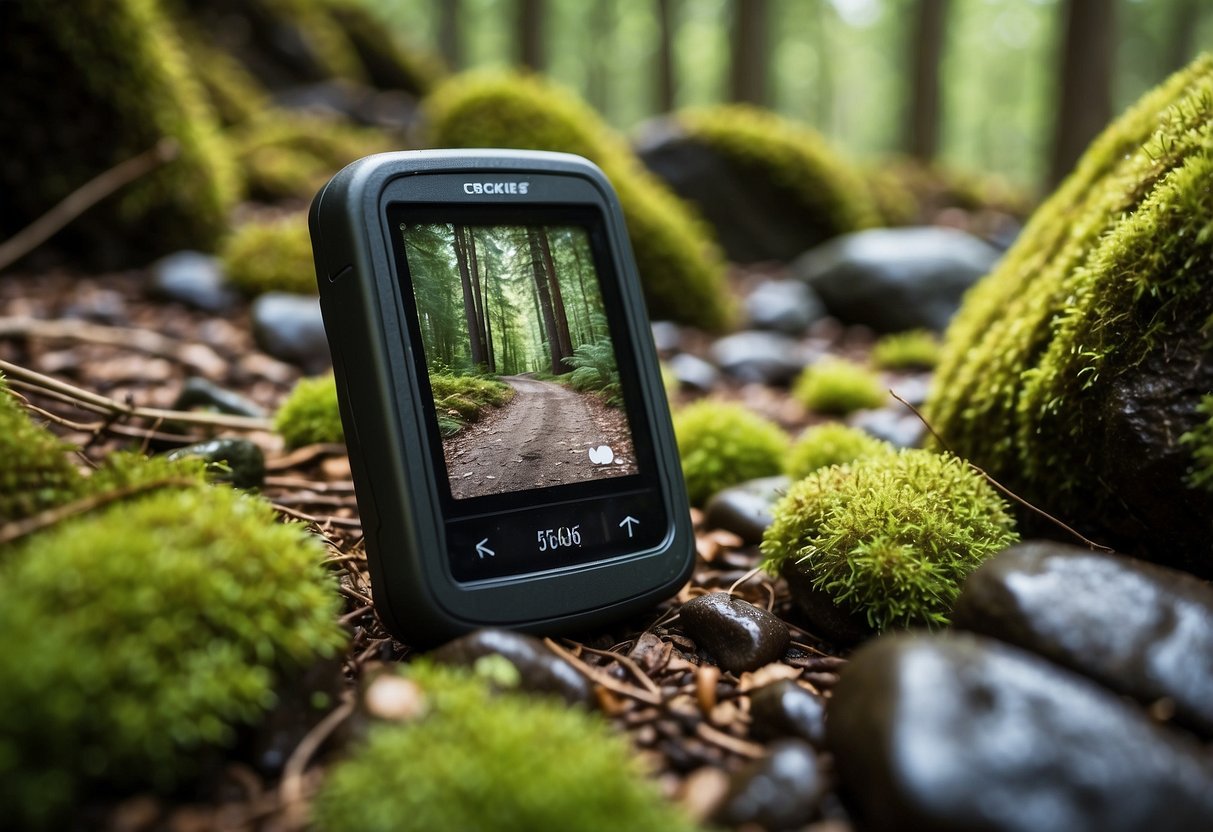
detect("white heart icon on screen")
[588,445,614,465]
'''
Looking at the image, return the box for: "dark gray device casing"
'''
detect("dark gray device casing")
[309,149,694,645]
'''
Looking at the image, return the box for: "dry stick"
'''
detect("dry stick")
[544,638,663,706]
[19,396,205,446]
[569,641,664,698]
[279,694,356,831]
[890,390,1113,553]
[0,359,272,431]
[0,138,179,272]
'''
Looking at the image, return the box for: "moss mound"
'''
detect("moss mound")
[275,374,344,448]
[313,662,698,832]
[0,472,344,828]
[1181,395,1213,493]
[0,0,237,263]
[871,329,942,371]
[0,377,84,523]
[761,449,1019,632]
[674,401,789,505]
[319,0,443,95]
[221,212,316,295]
[786,423,893,481]
[792,358,886,415]
[424,72,733,331]
[926,54,1213,573]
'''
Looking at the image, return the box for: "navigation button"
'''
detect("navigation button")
[476,538,495,559]
[618,515,639,538]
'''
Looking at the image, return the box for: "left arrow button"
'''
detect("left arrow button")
[475,538,495,559]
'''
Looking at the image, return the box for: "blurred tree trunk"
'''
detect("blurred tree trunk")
[586,0,612,114]
[656,0,677,113]
[905,0,948,162]
[1049,0,1115,187]
[1166,0,1201,73]
[730,0,769,105]
[438,0,461,71]
[517,0,544,71]
[812,0,833,131]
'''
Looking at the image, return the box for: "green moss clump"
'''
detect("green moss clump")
[0,479,344,828]
[312,662,698,832]
[318,0,444,94]
[221,213,316,295]
[761,449,1019,631]
[174,23,270,126]
[786,423,893,481]
[0,0,238,262]
[678,104,880,235]
[275,374,344,448]
[673,401,789,505]
[430,373,515,437]
[870,329,942,371]
[1181,394,1213,492]
[0,376,84,523]
[424,72,733,331]
[925,54,1213,565]
[792,358,886,415]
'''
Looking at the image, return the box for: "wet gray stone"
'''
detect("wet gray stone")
[668,352,720,394]
[792,227,1000,332]
[745,279,826,335]
[703,475,790,544]
[429,629,592,706]
[709,330,810,385]
[828,633,1213,832]
[251,292,331,373]
[650,320,682,354]
[151,250,239,313]
[781,558,875,646]
[680,592,790,674]
[713,740,824,831]
[749,679,827,748]
[173,376,266,419]
[954,541,1213,738]
[848,409,925,448]
[166,437,266,489]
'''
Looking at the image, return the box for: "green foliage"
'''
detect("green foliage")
[564,337,622,405]
[275,374,345,448]
[761,449,1019,631]
[0,478,344,828]
[221,212,316,295]
[312,662,698,832]
[174,22,270,126]
[679,104,880,235]
[429,373,514,437]
[0,376,84,523]
[319,0,444,94]
[1181,395,1213,492]
[673,400,790,505]
[792,358,886,415]
[870,329,942,370]
[423,71,734,331]
[0,0,238,261]
[786,423,893,481]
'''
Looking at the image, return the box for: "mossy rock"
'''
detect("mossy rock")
[275,373,344,448]
[867,156,1035,225]
[786,423,893,481]
[175,24,272,126]
[926,54,1213,575]
[673,400,789,505]
[220,212,316,296]
[870,329,942,371]
[318,0,444,95]
[0,375,84,523]
[637,105,880,263]
[312,662,699,832]
[0,465,344,828]
[0,0,238,265]
[792,358,887,415]
[424,72,734,331]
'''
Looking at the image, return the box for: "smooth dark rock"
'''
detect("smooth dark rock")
[828,633,1213,832]
[429,629,592,706]
[650,320,682,354]
[166,437,266,489]
[848,409,926,448]
[680,592,790,674]
[636,119,845,263]
[745,279,826,335]
[173,376,266,419]
[150,250,239,313]
[63,289,127,324]
[251,292,331,373]
[954,541,1213,738]
[704,475,790,544]
[792,227,1000,332]
[749,679,827,748]
[709,330,810,385]
[781,559,875,645]
[713,740,824,831]
[668,352,720,394]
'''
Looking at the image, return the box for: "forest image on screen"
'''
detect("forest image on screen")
[402,222,639,500]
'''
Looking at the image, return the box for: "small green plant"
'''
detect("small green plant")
[563,337,622,405]
[220,212,316,295]
[429,373,515,437]
[673,401,790,505]
[871,330,942,371]
[275,374,344,448]
[786,423,893,481]
[0,376,84,523]
[761,449,1018,631]
[312,662,698,832]
[0,476,345,828]
[792,358,886,415]
[1181,394,1213,492]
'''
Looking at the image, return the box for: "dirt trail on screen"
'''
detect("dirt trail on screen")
[443,375,636,500]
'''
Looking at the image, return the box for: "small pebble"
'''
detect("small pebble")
[251,292,331,372]
[704,475,790,544]
[150,250,239,312]
[166,437,266,489]
[746,279,826,335]
[750,679,827,748]
[668,352,720,393]
[172,376,266,418]
[680,592,790,674]
[710,330,810,385]
[429,629,592,706]
[712,740,823,830]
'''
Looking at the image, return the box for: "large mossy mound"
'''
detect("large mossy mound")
[220,212,316,295]
[0,376,84,523]
[0,0,238,264]
[424,72,734,331]
[926,54,1213,575]
[638,104,879,262]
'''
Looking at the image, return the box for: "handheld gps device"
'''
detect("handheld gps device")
[309,150,694,644]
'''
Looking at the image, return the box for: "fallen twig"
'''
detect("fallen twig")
[278,693,356,831]
[544,638,662,706]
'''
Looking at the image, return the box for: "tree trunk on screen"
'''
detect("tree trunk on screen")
[905,0,948,161]
[454,226,487,370]
[729,0,769,105]
[517,0,545,71]
[1048,0,1115,187]
[527,229,563,374]
[538,229,573,367]
[656,0,677,113]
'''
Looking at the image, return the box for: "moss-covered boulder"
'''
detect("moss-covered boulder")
[637,105,880,263]
[275,373,344,448]
[0,376,84,523]
[0,0,238,264]
[220,212,316,295]
[673,400,790,505]
[926,54,1213,575]
[424,72,734,331]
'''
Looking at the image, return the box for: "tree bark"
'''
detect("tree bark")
[538,229,574,366]
[1048,0,1115,187]
[730,0,770,105]
[454,225,487,370]
[905,0,948,161]
[467,230,494,373]
[527,228,563,374]
[656,0,677,113]
[517,0,545,71]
